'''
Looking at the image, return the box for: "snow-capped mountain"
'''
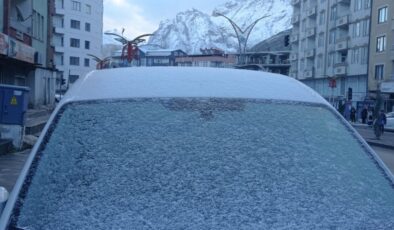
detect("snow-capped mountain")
[148,0,292,54]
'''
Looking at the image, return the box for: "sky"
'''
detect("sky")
[103,0,228,42]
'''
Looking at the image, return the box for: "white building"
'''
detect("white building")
[290,0,371,104]
[52,0,103,87]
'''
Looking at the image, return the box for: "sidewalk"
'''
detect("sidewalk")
[352,124,394,150]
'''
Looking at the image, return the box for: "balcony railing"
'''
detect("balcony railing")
[290,34,299,43]
[291,0,300,6]
[304,68,314,78]
[305,49,315,58]
[307,7,317,17]
[337,15,349,28]
[334,65,347,75]
[290,53,298,61]
[292,14,300,24]
[335,40,348,51]
[306,28,316,38]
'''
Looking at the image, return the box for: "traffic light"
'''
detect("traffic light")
[61,78,66,85]
[284,35,290,47]
[347,87,353,100]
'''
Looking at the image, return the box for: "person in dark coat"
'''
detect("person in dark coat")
[378,110,387,135]
[350,106,356,123]
[361,106,368,124]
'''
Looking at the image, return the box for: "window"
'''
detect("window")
[317,55,323,68]
[375,65,384,80]
[328,53,334,67]
[72,1,81,11]
[330,6,337,21]
[70,38,80,48]
[319,11,325,25]
[361,47,368,64]
[71,19,80,29]
[353,22,361,37]
[329,30,336,44]
[70,56,80,66]
[85,23,91,32]
[378,7,388,24]
[362,19,370,36]
[318,33,324,47]
[84,58,90,67]
[364,0,371,9]
[354,0,362,11]
[85,41,90,49]
[376,35,386,52]
[85,4,91,14]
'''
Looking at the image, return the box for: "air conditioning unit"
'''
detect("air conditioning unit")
[15,30,23,40]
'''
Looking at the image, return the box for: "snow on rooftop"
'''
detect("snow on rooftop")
[62,67,328,106]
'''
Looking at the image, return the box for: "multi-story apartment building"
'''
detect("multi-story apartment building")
[0,0,56,107]
[52,0,103,86]
[368,0,394,112]
[290,0,371,104]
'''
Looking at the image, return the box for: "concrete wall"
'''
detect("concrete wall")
[27,68,56,107]
[32,0,48,67]
[368,0,394,92]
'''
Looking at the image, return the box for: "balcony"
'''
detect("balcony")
[306,28,316,38]
[335,39,348,51]
[290,53,298,61]
[304,68,314,78]
[307,7,317,17]
[337,15,349,28]
[292,14,300,24]
[53,26,65,34]
[337,0,350,5]
[305,49,315,58]
[291,0,300,6]
[334,65,347,76]
[290,34,299,43]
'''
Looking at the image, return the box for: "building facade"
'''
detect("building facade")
[236,29,291,74]
[52,0,103,86]
[368,0,394,112]
[290,0,371,104]
[176,48,236,68]
[110,48,187,68]
[0,0,57,108]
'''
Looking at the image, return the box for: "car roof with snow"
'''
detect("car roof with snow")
[61,67,328,105]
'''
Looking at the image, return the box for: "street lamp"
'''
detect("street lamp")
[212,11,269,65]
[104,31,154,63]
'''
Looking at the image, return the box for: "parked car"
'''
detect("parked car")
[386,112,394,129]
[1,67,394,229]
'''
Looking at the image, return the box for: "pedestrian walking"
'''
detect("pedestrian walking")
[374,110,387,139]
[378,110,387,135]
[350,106,356,123]
[361,106,368,124]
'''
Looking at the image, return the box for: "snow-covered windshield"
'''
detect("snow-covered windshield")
[13,99,394,229]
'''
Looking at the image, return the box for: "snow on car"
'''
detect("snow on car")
[1,67,394,229]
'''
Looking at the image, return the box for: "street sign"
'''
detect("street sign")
[329,78,336,88]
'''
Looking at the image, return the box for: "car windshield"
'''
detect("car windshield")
[12,99,394,229]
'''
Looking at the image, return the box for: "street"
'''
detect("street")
[372,146,394,174]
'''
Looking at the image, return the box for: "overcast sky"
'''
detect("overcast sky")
[103,0,228,42]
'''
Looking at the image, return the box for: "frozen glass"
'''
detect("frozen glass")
[14,99,394,229]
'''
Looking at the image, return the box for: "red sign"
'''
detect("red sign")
[329,78,336,88]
